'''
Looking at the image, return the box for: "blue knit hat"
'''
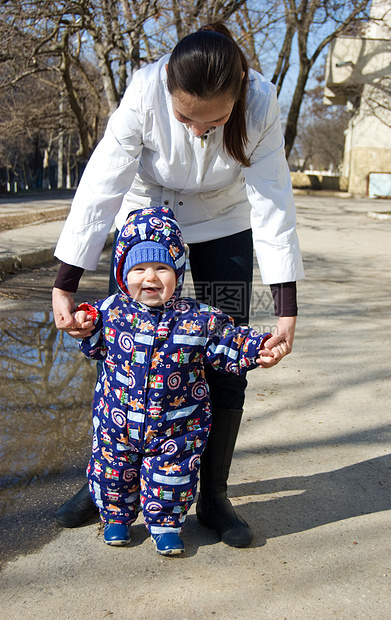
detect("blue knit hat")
[122,241,176,281]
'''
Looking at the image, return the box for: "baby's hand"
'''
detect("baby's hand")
[256,347,275,368]
[73,310,92,329]
[256,341,289,368]
[72,303,97,337]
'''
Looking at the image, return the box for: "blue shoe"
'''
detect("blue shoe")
[103,523,131,546]
[151,533,184,556]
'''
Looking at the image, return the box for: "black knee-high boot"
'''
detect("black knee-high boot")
[55,482,98,528]
[196,407,252,547]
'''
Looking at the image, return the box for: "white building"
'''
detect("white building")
[324,0,391,196]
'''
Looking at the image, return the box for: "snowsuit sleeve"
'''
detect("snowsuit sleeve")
[204,311,271,374]
[76,303,108,361]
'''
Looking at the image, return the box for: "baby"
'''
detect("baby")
[74,206,273,555]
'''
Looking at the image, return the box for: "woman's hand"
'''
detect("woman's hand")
[52,287,94,338]
[259,316,297,368]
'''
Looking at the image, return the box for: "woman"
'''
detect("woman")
[53,23,304,547]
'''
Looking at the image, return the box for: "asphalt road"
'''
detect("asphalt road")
[0,193,391,619]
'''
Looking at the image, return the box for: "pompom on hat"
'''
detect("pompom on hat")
[122,241,176,281]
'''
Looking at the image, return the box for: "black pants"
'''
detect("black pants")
[109,228,254,410]
[188,229,253,411]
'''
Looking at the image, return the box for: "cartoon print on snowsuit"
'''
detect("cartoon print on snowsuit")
[78,207,270,535]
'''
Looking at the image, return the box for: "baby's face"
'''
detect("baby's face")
[126,262,176,307]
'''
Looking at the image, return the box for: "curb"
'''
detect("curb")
[0,249,57,279]
[0,206,71,232]
[367,210,391,221]
[0,231,115,280]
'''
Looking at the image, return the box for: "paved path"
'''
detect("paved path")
[0,192,391,619]
[0,191,73,277]
[0,191,116,279]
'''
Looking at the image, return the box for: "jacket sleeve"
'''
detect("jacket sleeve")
[243,80,304,285]
[76,303,108,361]
[204,311,271,374]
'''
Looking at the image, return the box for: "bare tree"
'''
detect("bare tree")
[0,1,159,160]
[0,0,380,184]
[282,0,372,159]
[290,66,350,171]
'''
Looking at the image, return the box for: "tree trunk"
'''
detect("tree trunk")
[271,23,296,97]
[57,94,64,189]
[284,60,311,159]
[66,135,72,189]
[42,148,51,190]
[93,37,120,113]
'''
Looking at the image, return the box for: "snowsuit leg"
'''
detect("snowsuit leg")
[87,405,142,525]
[88,451,141,525]
[141,434,205,535]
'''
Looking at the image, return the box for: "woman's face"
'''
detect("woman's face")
[171,91,235,137]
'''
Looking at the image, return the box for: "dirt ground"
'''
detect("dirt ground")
[0,194,391,620]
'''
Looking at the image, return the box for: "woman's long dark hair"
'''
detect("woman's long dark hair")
[167,23,250,167]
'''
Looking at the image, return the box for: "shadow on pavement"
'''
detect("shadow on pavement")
[231,452,391,544]
[2,451,390,566]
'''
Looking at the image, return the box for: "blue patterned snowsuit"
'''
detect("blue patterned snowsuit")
[78,207,269,534]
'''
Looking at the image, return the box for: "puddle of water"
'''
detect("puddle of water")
[0,312,96,515]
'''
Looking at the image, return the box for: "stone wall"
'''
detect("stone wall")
[346,146,391,195]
